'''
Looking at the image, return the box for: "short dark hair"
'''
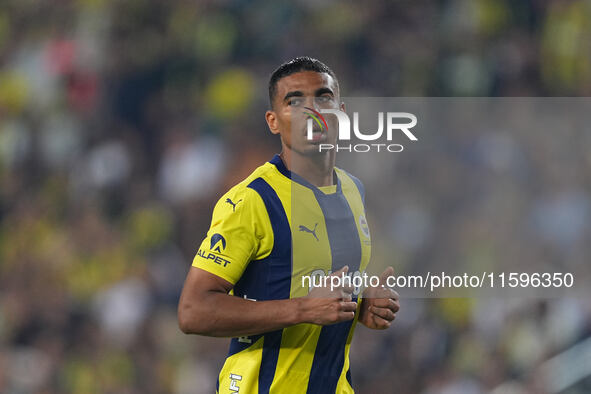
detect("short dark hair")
[268,56,338,107]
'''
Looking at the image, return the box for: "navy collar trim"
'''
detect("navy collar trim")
[269,154,341,195]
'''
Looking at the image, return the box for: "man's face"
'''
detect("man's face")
[268,71,341,156]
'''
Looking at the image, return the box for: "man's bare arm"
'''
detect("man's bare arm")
[178,266,356,337]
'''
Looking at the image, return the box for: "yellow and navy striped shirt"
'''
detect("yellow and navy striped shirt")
[193,155,371,394]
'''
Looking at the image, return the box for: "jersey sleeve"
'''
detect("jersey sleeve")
[192,185,273,285]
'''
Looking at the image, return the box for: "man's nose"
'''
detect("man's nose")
[303,96,319,111]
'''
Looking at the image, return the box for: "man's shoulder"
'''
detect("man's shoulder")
[226,161,278,194]
[214,161,280,211]
[335,167,362,184]
[335,167,365,203]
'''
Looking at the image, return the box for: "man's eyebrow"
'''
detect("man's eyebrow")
[283,91,304,101]
[315,87,334,96]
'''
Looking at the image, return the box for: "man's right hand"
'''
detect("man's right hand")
[299,265,358,325]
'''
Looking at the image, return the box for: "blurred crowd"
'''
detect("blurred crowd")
[1,0,591,393]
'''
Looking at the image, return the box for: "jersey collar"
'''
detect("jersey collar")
[269,154,342,195]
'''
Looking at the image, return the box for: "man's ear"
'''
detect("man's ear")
[340,101,346,112]
[265,110,280,135]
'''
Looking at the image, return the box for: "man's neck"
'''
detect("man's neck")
[280,150,335,187]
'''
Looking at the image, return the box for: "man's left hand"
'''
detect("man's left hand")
[358,267,400,329]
